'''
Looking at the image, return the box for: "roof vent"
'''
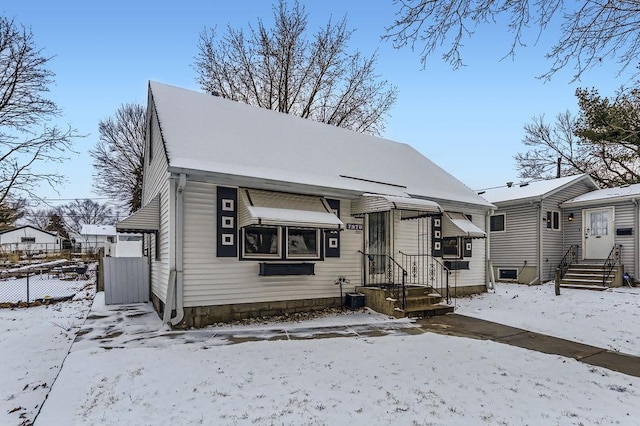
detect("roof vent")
[506,182,513,188]
[477,191,486,195]
[519,182,529,187]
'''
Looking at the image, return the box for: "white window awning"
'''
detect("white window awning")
[116,195,160,234]
[351,194,442,216]
[442,212,486,238]
[238,189,343,229]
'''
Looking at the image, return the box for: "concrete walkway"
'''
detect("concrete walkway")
[417,314,640,378]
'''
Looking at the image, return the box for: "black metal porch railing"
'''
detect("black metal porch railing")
[557,244,578,281]
[603,244,621,286]
[358,251,407,310]
[398,251,451,304]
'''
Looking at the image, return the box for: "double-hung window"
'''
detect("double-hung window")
[546,211,560,230]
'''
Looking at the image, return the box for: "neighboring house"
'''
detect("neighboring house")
[80,225,116,253]
[117,81,495,328]
[0,225,62,254]
[561,183,640,282]
[480,174,599,284]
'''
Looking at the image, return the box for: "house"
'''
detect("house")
[480,174,599,284]
[0,225,62,254]
[117,81,495,328]
[560,183,640,285]
[79,224,116,254]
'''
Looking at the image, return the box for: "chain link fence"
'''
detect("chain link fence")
[0,261,96,307]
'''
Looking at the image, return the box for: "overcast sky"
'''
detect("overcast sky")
[3,0,634,208]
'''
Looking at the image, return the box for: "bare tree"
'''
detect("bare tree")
[62,199,114,234]
[385,1,640,81]
[515,88,640,186]
[193,0,397,136]
[0,198,26,230]
[515,112,597,180]
[0,17,81,205]
[90,103,145,213]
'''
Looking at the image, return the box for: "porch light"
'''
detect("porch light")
[568,213,574,222]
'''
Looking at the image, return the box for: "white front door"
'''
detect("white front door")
[583,207,615,259]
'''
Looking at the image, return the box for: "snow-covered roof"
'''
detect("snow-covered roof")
[562,183,640,207]
[0,225,57,237]
[479,174,598,205]
[80,224,116,237]
[149,81,493,209]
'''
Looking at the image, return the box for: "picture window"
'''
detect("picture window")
[287,228,320,258]
[242,227,280,258]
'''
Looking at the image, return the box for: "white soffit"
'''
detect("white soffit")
[442,212,486,238]
[238,189,343,229]
[116,195,160,234]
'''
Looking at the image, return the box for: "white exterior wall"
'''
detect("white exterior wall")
[446,208,487,289]
[182,181,364,307]
[143,103,171,304]
[0,227,60,252]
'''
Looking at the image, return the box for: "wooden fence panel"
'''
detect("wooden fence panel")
[103,257,149,305]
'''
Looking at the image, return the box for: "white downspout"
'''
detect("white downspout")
[535,199,543,285]
[169,173,187,326]
[485,210,495,291]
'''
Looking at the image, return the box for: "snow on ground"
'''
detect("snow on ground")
[456,282,640,356]
[0,283,94,425]
[4,280,640,425]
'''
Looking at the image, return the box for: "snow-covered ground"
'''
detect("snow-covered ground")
[455,283,640,356]
[3,282,640,425]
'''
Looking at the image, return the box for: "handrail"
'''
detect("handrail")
[603,244,621,286]
[358,250,407,309]
[556,244,578,281]
[398,251,452,304]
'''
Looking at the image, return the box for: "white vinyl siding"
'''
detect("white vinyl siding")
[181,182,363,307]
[143,103,171,304]
[613,203,635,278]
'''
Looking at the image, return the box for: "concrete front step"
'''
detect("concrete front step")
[396,303,455,318]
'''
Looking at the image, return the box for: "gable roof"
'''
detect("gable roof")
[0,225,57,237]
[479,174,598,205]
[562,183,640,207]
[148,81,493,209]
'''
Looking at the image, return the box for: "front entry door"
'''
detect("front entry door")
[583,207,614,259]
[365,212,390,282]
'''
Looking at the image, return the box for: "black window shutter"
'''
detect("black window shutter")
[432,215,442,257]
[217,186,238,257]
[325,199,340,257]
